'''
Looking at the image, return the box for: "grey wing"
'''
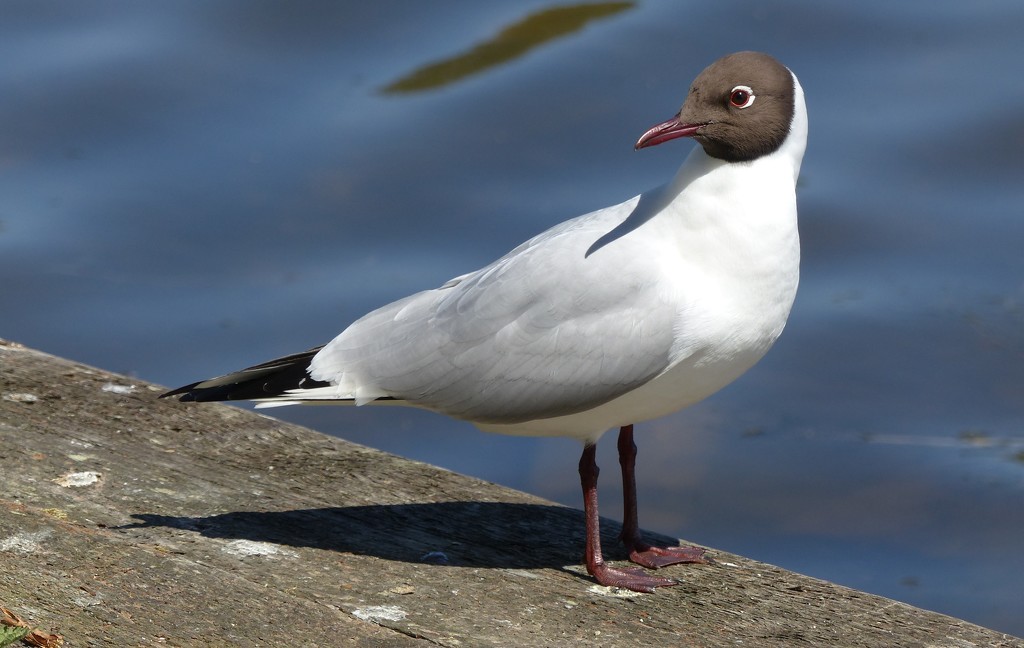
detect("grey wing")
[309,209,679,424]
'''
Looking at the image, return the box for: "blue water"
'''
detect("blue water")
[2,1,1023,636]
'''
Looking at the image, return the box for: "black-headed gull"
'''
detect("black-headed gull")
[164,51,807,592]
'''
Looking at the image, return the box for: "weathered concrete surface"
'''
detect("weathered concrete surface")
[1,338,1021,647]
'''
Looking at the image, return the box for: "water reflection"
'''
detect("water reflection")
[381,2,633,93]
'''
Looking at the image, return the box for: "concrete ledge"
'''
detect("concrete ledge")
[1,338,1021,647]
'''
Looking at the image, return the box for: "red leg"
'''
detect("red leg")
[578,442,676,592]
[618,425,708,568]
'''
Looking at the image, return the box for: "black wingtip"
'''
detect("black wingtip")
[159,383,202,401]
[159,383,231,402]
[160,346,328,404]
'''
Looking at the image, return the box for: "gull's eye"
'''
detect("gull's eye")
[729,85,755,109]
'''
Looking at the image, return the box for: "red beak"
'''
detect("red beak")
[634,117,705,150]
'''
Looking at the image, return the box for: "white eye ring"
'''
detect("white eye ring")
[729,85,755,109]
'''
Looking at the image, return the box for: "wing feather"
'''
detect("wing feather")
[309,197,682,424]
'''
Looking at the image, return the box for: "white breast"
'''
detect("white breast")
[479,148,800,442]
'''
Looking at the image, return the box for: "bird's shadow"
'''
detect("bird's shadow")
[120,502,674,570]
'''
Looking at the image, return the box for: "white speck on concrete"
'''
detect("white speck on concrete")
[72,591,103,607]
[352,605,407,623]
[0,530,52,554]
[2,392,38,403]
[221,539,296,558]
[101,382,135,394]
[503,568,541,579]
[587,584,645,599]
[55,471,102,488]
